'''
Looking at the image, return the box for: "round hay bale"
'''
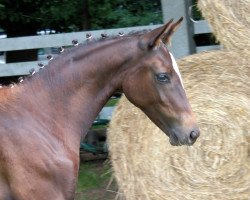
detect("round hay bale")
[107,50,250,200]
[197,0,250,51]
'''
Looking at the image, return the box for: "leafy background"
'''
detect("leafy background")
[0,0,162,36]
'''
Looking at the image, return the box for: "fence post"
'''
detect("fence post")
[160,0,196,58]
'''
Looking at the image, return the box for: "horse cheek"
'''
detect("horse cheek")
[123,77,151,109]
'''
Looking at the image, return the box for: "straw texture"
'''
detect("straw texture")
[108,50,250,200]
[198,0,250,52]
[107,1,250,199]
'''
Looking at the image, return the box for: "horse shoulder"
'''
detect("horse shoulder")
[0,119,78,200]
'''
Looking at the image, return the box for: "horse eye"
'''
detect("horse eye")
[155,73,170,83]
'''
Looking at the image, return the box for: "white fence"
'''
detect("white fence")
[0,20,220,77]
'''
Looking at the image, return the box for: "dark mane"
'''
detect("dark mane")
[78,29,150,47]
[0,29,151,88]
[0,29,152,89]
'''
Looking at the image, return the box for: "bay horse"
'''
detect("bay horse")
[0,18,199,200]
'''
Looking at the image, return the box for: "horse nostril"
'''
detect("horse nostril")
[190,130,200,140]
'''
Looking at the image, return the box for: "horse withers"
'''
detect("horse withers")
[0,18,199,200]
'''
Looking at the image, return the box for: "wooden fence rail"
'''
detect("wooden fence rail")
[0,21,219,77]
[0,24,160,77]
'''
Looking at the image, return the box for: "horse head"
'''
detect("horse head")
[122,18,200,146]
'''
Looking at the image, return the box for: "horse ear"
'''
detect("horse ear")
[162,17,183,45]
[141,19,174,50]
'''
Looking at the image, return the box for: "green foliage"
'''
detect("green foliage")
[88,0,162,29]
[191,0,203,20]
[105,98,119,107]
[77,162,111,190]
[39,1,82,32]
[0,0,82,33]
[0,0,162,34]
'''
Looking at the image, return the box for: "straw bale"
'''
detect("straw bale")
[107,50,250,200]
[197,0,250,51]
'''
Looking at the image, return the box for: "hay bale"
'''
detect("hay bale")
[107,50,250,200]
[197,0,250,51]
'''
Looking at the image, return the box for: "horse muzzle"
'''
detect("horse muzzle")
[168,127,200,146]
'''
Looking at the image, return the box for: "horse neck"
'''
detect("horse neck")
[20,37,139,140]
